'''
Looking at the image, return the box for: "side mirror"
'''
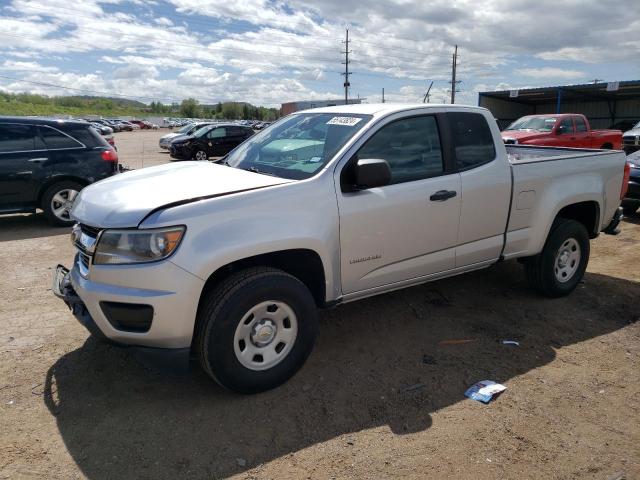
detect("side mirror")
[355,158,391,189]
[556,125,566,135]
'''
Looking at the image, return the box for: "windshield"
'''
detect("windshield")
[633,121,640,129]
[177,124,193,134]
[226,113,372,180]
[505,116,557,132]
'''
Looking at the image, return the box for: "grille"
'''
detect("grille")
[74,224,101,276]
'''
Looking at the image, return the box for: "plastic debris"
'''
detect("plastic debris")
[402,383,426,393]
[464,380,507,403]
[501,340,520,346]
[438,339,476,346]
[422,354,437,365]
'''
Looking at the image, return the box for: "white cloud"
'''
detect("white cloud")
[516,67,585,80]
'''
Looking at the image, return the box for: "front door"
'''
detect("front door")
[336,114,461,295]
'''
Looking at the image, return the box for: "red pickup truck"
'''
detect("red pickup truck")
[501,114,622,150]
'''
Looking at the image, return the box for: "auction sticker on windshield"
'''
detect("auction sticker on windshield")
[327,117,363,126]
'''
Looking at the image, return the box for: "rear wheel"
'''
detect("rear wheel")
[524,218,590,298]
[600,143,613,150]
[41,181,83,226]
[195,267,318,394]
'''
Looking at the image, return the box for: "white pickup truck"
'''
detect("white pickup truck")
[53,104,629,393]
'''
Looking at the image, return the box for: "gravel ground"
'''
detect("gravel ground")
[1,129,639,479]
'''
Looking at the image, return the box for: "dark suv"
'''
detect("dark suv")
[169,123,254,160]
[0,117,119,226]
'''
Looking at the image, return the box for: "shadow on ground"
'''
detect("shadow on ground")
[0,213,70,242]
[44,261,639,479]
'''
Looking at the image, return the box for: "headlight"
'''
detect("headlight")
[93,226,185,265]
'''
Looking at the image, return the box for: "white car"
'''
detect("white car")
[54,104,628,393]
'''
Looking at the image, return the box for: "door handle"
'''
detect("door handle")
[429,190,457,201]
[28,157,48,163]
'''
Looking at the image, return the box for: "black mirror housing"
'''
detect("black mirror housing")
[355,158,391,189]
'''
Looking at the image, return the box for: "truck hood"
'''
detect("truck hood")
[501,130,552,143]
[623,128,640,137]
[71,161,291,228]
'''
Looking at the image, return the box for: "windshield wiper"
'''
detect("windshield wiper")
[241,166,278,177]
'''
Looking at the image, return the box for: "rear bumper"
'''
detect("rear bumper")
[603,207,623,235]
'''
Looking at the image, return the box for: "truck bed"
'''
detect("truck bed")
[506,144,619,164]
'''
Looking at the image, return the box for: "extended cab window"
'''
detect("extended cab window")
[447,112,495,171]
[575,117,588,132]
[356,115,443,184]
[39,126,83,149]
[0,124,37,153]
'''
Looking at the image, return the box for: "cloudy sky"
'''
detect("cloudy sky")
[0,0,639,107]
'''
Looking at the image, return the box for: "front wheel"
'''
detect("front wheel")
[524,218,590,298]
[195,267,318,394]
[622,204,638,216]
[193,150,208,161]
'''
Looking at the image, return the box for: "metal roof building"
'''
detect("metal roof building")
[479,80,640,130]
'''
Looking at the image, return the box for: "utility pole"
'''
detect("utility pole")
[591,78,603,85]
[450,45,460,104]
[423,81,433,103]
[382,87,385,103]
[341,29,351,105]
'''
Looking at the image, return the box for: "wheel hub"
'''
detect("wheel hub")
[251,319,277,347]
[558,250,570,267]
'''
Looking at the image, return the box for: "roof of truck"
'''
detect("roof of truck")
[297,103,487,117]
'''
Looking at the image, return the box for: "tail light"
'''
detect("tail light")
[101,148,119,163]
[621,161,631,200]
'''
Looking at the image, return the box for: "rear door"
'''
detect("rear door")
[0,123,50,211]
[336,113,461,295]
[447,111,512,266]
[573,116,591,148]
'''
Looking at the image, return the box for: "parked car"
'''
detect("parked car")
[109,120,132,131]
[159,122,214,150]
[502,114,622,149]
[0,116,119,226]
[96,119,121,132]
[122,121,140,130]
[90,122,113,135]
[169,123,254,160]
[622,150,639,215]
[130,120,150,130]
[622,120,640,154]
[53,104,628,393]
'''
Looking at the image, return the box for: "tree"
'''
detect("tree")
[180,98,200,118]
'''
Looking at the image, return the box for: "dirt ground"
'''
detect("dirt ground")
[1,129,639,479]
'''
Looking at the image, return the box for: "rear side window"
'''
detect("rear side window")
[357,115,443,185]
[447,112,496,171]
[575,116,588,132]
[69,126,108,148]
[208,127,227,139]
[0,124,37,153]
[39,126,83,149]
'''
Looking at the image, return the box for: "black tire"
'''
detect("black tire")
[41,181,83,227]
[524,218,590,298]
[622,204,638,216]
[192,150,208,161]
[195,267,318,394]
